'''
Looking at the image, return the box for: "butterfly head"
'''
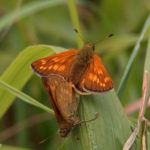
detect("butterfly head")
[78,42,95,62]
[60,127,72,137]
[84,42,95,53]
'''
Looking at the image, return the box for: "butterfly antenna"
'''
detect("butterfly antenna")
[74,29,84,44]
[95,33,114,45]
[74,112,99,126]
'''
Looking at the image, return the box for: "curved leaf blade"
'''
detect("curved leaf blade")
[0,45,66,118]
[0,144,31,150]
[61,90,135,150]
[0,80,53,114]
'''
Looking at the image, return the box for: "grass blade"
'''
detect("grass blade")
[0,144,31,150]
[144,35,150,97]
[0,80,53,114]
[67,0,84,48]
[117,15,150,99]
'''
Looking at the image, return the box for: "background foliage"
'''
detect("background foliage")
[0,0,150,149]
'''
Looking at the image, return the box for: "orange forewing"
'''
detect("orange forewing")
[76,55,113,94]
[42,75,79,137]
[31,50,77,78]
[31,49,113,94]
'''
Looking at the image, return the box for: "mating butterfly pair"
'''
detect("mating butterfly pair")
[31,43,113,137]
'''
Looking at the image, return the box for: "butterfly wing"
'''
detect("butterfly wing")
[31,50,78,78]
[76,55,113,94]
[42,76,61,121]
[55,80,79,124]
[45,75,79,124]
[42,75,73,137]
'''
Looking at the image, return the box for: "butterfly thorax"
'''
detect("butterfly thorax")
[69,43,94,85]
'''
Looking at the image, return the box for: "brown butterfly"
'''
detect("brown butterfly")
[31,43,113,95]
[42,75,79,137]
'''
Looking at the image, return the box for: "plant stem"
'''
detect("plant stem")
[67,0,84,48]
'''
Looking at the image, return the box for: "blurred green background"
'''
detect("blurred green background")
[0,0,150,149]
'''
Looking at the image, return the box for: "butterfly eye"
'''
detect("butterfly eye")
[66,128,71,133]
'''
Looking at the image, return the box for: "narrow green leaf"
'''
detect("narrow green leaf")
[148,132,150,149]
[0,144,31,150]
[67,0,84,48]
[143,35,150,149]
[0,80,53,114]
[0,45,66,118]
[0,0,66,32]
[144,35,150,98]
[61,90,135,150]
[117,15,150,99]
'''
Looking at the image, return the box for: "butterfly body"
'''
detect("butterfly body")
[69,43,94,85]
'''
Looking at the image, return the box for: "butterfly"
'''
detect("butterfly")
[31,42,113,95]
[42,75,79,137]
[31,42,113,137]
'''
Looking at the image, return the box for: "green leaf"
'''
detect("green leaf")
[117,15,150,99]
[0,80,53,114]
[61,90,135,150]
[0,0,66,32]
[148,131,150,149]
[67,0,84,48]
[144,35,150,99]
[0,45,66,118]
[0,144,31,150]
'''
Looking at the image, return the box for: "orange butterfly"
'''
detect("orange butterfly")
[31,43,113,95]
